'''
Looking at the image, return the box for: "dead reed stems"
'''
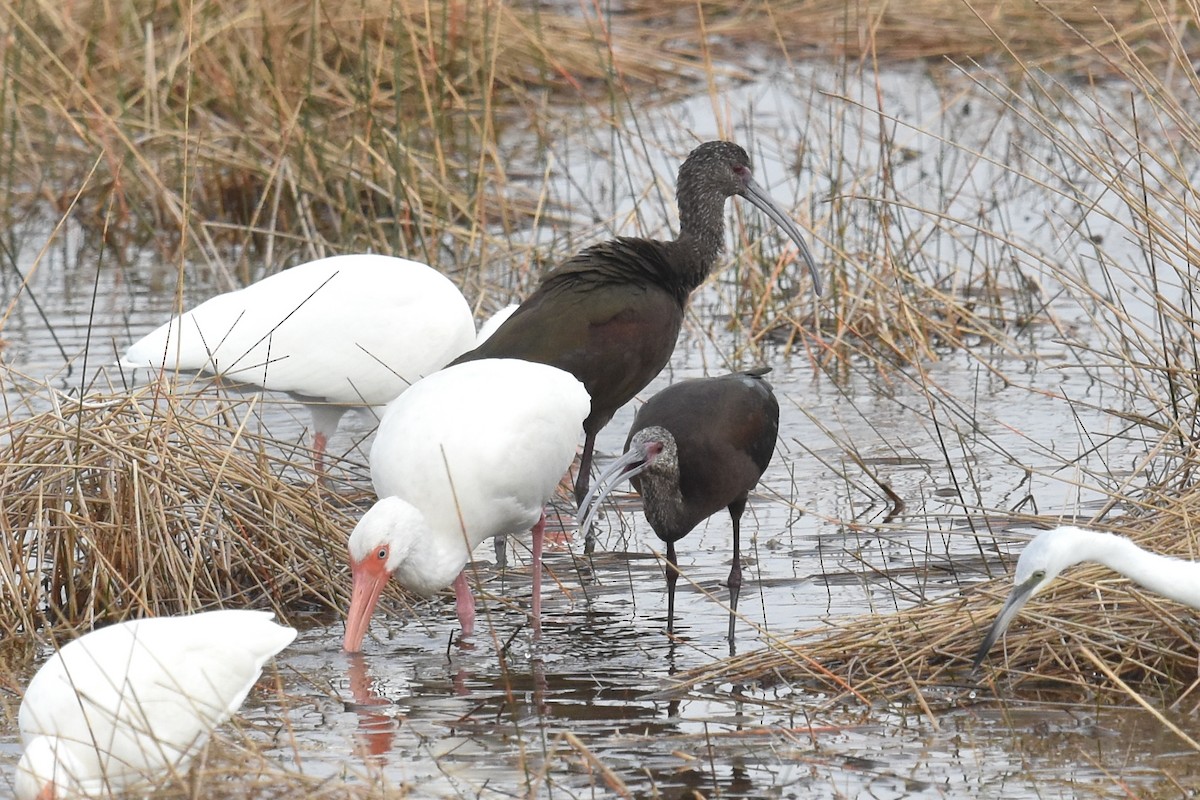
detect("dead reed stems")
[0,375,371,639]
[676,500,1200,707]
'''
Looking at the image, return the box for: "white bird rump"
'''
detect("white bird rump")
[121,255,476,408]
[365,358,590,594]
[16,610,296,799]
[474,304,520,346]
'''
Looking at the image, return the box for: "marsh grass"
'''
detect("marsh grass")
[0,1,1188,277]
[675,502,1200,708]
[0,0,715,280]
[0,371,393,639]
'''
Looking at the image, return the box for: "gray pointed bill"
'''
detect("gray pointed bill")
[740,177,823,297]
[972,573,1043,670]
[576,447,654,534]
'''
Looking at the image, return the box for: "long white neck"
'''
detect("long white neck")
[1092,533,1200,609]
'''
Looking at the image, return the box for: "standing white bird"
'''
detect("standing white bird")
[342,359,590,652]
[15,610,296,800]
[474,304,519,346]
[974,526,1200,668]
[121,254,477,468]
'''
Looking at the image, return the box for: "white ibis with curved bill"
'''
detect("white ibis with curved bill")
[16,610,295,800]
[342,358,590,652]
[973,525,1200,669]
[121,254,477,468]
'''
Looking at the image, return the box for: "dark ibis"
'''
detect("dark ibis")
[973,526,1200,669]
[578,367,779,644]
[452,142,819,526]
[342,359,589,652]
[121,254,482,469]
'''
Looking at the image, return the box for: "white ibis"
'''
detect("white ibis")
[453,142,820,530]
[121,254,477,468]
[474,304,519,346]
[578,368,779,644]
[342,358,590,651]
[15,610,295,800]
[974,526,1200,668]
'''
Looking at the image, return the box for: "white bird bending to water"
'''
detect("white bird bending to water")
[16,610,296,799]
[121,254,477,467]
[974,525,1200,668]
[342,358,590,652]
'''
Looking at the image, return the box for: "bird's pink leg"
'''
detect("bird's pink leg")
[312,432,329,474]
[453,571,475,638]
[530,511,546,635]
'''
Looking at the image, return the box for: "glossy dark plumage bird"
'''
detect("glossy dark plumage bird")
[453,143,818,540]
[578,368,780,644]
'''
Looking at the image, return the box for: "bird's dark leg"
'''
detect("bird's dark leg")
[576,430,598,553]
[727,500,746,647]
[494,534,508,570]
[665,541,679,635]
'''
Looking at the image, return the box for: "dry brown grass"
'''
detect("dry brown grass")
[675,498,1200,708]
[0,0,1191,279]
[628,0,1172,66]
[0,0,712,275]
[0,373,385,640]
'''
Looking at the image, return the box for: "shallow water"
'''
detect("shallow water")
[3,60,1200,798]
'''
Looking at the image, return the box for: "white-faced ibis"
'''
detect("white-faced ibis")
[121,254,477,469]
[342,359,589,652]
[578,368,779,644]
[16,610,295,800]
[973,526,1200,669]
[453,142,819,523]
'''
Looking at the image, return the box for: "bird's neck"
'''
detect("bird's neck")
[675,199,727,283]
[1094,534,1200,610]
[395,528,471,597]
[638,471,689,541]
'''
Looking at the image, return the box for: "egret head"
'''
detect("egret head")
[973,526,1097,669]
[343,497,429,653]
[576,426,677,534]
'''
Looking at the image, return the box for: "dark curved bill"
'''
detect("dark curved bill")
[972,574,1041,671]
[741,177,823,296]
[577,448,652,534]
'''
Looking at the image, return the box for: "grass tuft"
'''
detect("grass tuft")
[0,374,377,639]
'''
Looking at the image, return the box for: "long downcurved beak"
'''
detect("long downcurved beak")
[973,574,1042,670]
[577,446,654,534]
[343,559,390,653]
[740,177,823,296]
